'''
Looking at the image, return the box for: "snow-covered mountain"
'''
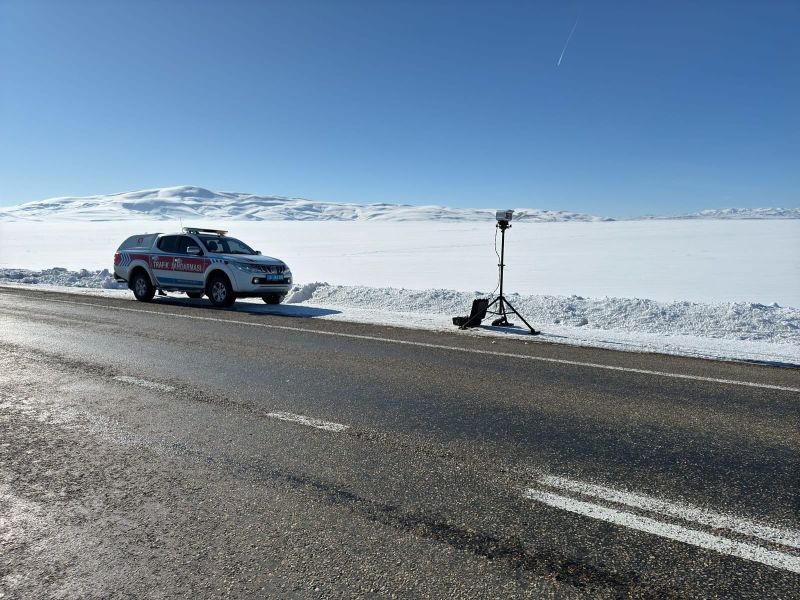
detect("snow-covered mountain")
[640,207,800,220]
[0,186,610,222]
[0,185,796,221]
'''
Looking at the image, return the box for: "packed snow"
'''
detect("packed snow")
[1,216,798,365]
[0,267,122,289]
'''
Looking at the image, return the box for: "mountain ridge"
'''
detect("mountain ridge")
[1,185,797,222]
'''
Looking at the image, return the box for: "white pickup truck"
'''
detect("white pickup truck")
[113,227,292,307]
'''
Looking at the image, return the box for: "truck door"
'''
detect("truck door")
[150,235,207,290]
[170,235,208,289]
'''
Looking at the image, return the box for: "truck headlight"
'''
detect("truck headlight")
[232,262,262,273]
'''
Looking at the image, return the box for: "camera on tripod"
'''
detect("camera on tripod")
[450,208,539,335]
[495,209,513,227]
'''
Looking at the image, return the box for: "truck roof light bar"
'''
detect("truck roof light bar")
[182,227,228,235]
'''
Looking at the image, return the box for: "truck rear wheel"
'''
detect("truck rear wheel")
[207,274,236,308]
[262,294,284,305]
[131,271,155,302]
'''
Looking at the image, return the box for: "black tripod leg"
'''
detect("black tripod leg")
[502,297,540,335]
[491,297,510,326]
[459,297,500,330]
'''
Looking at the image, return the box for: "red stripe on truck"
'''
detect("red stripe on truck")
[149,255,211,273]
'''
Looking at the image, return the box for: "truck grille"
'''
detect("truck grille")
[256,265,285,273]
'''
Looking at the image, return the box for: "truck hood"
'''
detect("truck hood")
[214,254,286,267]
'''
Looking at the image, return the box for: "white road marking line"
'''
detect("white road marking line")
[6,293,799,393]
[113,375,175,392]
[266,411,349,432]
[539,474,800,549]
[524,489,800,574]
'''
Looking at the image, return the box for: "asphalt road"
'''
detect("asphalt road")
[1,287,798,599]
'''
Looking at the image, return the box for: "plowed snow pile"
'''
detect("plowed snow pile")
[0,268,124,289]
[2,269,797,365]
[284,282,799,344]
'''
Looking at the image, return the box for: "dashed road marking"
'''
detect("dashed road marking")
[538,474,800,549]
[266,411,349,432]
[113,375,175,392]
[5,293,799,393]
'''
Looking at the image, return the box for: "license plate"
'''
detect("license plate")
[266,274,283,281]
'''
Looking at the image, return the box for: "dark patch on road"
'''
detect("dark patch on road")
[281,471,645,596]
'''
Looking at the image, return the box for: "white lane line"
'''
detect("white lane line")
[8,293,799,393]
[266,411,349,432]
[539,475,800,549]
[524,489,800,574]
[113,375,175,392]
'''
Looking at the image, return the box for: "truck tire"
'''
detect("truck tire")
[186,291,203,299]
[262,294,284,305]
[131,270,155,302]
[207,274,236,308]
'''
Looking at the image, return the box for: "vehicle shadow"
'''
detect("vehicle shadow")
[153,296,341,318]
[234,303,341,319]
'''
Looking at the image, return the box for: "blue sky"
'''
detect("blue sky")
[1,0,797,216]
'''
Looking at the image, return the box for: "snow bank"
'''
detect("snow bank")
[2,270,797,365]
[287,283,799,345]
[0,268,125,290]
[284,282,329,304]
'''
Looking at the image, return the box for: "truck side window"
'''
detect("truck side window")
[157,236,178,253]
[175,236,199,255]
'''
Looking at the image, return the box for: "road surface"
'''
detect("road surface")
[1,287,798,598]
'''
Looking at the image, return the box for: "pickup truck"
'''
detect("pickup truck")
[113,227,292,307]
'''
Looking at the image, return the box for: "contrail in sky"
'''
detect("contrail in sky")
[557,15,580,66]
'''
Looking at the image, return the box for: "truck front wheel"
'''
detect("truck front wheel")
[207,274,236,308]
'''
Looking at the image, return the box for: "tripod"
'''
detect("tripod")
[459,220,539,335]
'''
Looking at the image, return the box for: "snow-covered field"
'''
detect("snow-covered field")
[1,219,797,305]
[1,219,798,365]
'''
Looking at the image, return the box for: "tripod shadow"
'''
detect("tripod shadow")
[473,323,539,337]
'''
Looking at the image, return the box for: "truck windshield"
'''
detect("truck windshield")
[199,236,256,255]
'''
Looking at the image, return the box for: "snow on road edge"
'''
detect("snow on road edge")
[1,267,798,365]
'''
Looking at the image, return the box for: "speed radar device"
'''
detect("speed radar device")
[495,209,514,225]
[456,209,539,334]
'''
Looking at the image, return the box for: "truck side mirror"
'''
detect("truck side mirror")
[186,246,202,256]
[255,250,262,255]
